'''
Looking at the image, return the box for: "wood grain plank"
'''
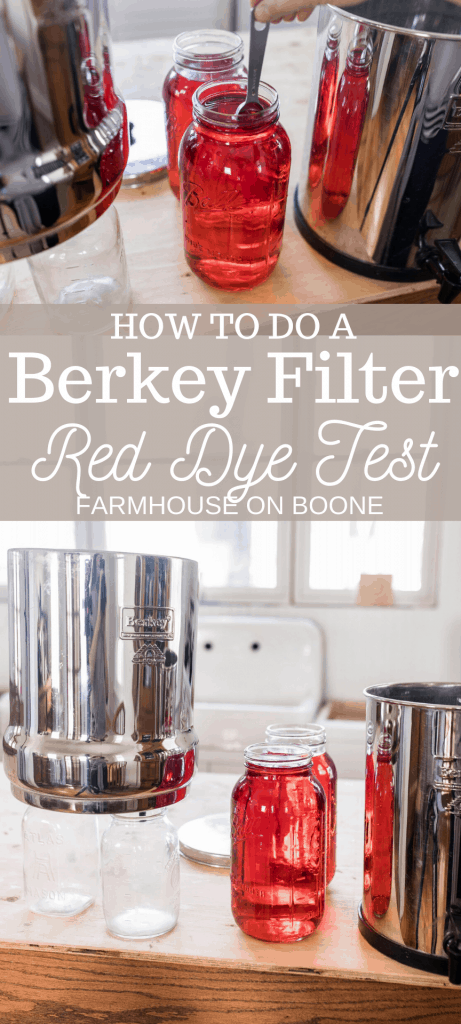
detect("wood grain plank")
[0,950,460,1024]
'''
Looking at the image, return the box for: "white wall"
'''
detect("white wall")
[198,523,461,701]
[108,0,233,43]
[312,522,461,697]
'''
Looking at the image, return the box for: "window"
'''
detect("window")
[0,522,290,604]
[103,521,290,603]
[0,522,77,598]
[295,522,438,607]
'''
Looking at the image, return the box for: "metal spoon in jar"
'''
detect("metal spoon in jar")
[236,10,270,116]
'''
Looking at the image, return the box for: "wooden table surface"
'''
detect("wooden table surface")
[13,28,449,306]
[0,769,460,1023]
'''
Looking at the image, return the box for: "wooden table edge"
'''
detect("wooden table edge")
[0,935,454,990]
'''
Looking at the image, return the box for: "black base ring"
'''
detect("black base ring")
[293,186,434,285]
[358,903,449,978]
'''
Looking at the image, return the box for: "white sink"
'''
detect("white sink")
[194,615,323,762]
[194,613,365,779]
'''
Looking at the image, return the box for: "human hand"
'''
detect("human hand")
[251,0,365,25]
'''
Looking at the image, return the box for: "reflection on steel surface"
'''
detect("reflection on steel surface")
[0,0,128,261]
[361,682,461,983]
[4,549,198,813]
[297,1,461,283]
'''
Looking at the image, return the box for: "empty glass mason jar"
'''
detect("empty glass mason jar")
[179,79,291,291]
[101,809,180,940]
[265,724,337,884]
[231,744,326,942]
[162,30,245,199]
[27,206,131,306]
[22,807,99,917]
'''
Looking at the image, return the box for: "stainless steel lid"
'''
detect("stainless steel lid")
[178,813,230,868]
[364,682,461,711]
[4,548,199,813]
[122,100,167,188]
[330,1,461,40]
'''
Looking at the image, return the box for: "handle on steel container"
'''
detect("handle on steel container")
[443,907,461,985]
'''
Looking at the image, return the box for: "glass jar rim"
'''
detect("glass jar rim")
[193,79,280,129]
[244,742,313,768]
[265,723,326,748]
[112,808,167,821]
[173,30,244,71]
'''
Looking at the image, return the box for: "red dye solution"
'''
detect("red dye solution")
[363,750,374,892]
[180,84,291,291]
[371,741,394,917]
[159,749,195,790]
[321,41,371,219]
[231,755,325,942]
[162,32,244,200]
[312,750,337,885]
[77,28,128,202]
[163,70,205,199]
[308,32,340,190]
[99,119,128,195]
[103,49,118,112]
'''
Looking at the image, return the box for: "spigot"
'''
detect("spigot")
[416,211,461,304]
[443,906,461,985]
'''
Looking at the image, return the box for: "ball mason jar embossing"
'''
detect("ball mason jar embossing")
[179,80,291,291]
[22,806,99,917]
[231,744,325,942]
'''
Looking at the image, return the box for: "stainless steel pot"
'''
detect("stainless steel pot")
[4,549,199,813]
[360,682,461,984]
[295,1,461,302]
[0,0,127,262]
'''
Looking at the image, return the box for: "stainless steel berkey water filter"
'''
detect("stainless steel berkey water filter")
[4,549,199,813]
[359,682,461,984]
[295,1,461,301]
[0,0,127,262]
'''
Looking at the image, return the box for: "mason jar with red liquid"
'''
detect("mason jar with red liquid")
[265,724,337,884]
[231,744,326,942]
[179,80,291,291]
[162,30,245,200]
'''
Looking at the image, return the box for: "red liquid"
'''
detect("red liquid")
[363,750,374,892]
[77,31,128,202]
[82,60,107,130]
[180,94,291,291]
[99,118,128,196]
[231,763,325,942]
[371,748,393,917]
[308,45,339,190]
[99,46,129,182]
[312,750,337,884]
[163,70,208,199]
[321,48,370,219]
[103,48,118,112]
[159,748,195,790]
